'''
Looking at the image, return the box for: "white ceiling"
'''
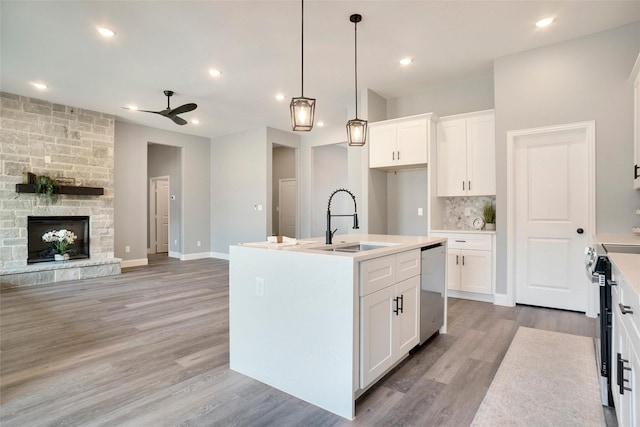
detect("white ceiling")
[2,1,640,140]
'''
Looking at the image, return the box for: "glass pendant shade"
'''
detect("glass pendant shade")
[347,118,367,146]
[290,96,315,131]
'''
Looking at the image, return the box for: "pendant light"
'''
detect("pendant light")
[290,0,315,131]
[346,13,367,146]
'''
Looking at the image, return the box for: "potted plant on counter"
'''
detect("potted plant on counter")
[483,202,496,231]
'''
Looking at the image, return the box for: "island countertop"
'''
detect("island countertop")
[238,233,447,262]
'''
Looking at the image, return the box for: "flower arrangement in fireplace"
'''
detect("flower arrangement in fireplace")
[42,229,77,255]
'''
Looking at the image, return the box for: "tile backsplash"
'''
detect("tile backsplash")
[442,196,496,230]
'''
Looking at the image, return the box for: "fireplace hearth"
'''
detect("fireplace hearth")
[28,216,90,264]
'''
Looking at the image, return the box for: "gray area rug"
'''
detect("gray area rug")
[472,326,605,426]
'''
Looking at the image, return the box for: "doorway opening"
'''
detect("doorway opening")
[272,145,297,237]
[150,176,169,254]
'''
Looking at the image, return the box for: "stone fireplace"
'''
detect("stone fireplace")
[28,216,90,263]
[0,92,120,286]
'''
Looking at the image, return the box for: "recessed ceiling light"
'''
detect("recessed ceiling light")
[125,105,138,111]
[399,57,413,66]
[275,94,285,101]
[536,17,554,28]
[209,69,222,77]
[31,82,47,90]
[317,121,325,127]
[191,119,200,125]
[97,27,115,37]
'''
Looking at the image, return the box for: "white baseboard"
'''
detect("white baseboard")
[210,252,229,260]
[168,251,181,259]
[181,252,211,261]
[493,293,514,307]
[147,247,154,254]
[448,289,494,303]
[121,258,149,268]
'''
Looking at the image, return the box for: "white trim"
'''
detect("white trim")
[506,121,596,312]
[448,289,494,303]
[180,252,210,261]
[149,175,170,254]
[147,247,154,254]
[168,251,181,259]
[121,258,149,268]
[210,252,230,260]
[493,293,512,307]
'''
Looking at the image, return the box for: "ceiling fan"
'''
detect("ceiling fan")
[130,90,197,125]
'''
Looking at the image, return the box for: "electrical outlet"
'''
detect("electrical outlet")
[418,208,423,216]
[125,246,130,253]
[197,241,201,247]
[44,155,51,164]
[257,204,263,211]
[256,278,265,297]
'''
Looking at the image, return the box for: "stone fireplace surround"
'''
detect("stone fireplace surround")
[0,92,121,287]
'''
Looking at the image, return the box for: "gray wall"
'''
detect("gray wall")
[272,146,296,236]
[147,143,181,251]
[494,22,640,295]
[387,169,429,236]
[115,122,210,261]
[211,127,268,254]
[312,144,348,237]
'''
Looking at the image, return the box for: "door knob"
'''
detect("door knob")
[577,228,584,234]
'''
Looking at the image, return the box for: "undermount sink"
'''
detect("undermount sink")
[311,242,397,253]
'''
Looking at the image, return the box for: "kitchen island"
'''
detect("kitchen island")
[229,234,446,420]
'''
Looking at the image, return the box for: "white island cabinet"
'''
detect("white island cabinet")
[229,234,446,420]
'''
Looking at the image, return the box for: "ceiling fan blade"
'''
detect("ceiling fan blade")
[169,115,188,125]
[170,103,197,115]
[136,109,164,115]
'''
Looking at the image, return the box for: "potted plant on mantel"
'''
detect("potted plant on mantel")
[34,175,59,197]
[483,201,496,231]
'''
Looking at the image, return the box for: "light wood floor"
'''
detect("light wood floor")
[1,255,606,426]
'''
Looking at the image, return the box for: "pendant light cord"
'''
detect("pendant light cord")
[301,0,304,97]
[354,18,358,118]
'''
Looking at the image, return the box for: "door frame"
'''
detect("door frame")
[278,178,297,238]
[149,175,170,254]
[505,121,596,316]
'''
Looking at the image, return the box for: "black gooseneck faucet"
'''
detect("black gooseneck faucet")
[326,188,359,244]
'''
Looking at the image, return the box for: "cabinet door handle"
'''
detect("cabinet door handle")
[462,256,465,266]
[397,151,400,160]
[398,294,404,314]
[393,297,400,316]
[619,303,634,315]
[462,181,465,191]
[618,353,632,394]
[635,164,639,180]
[392,152,395,161]
[454,240,466,243]
[468,181,471,191]
[456,255,459,265]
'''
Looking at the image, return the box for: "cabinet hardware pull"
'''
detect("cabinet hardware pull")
[397,151,400,160]
[462,181,465,191]
[468,181,471,191]
[462,256,465,266]
[456,255,459,265]
[454,240,466,243]
[398,294,404,314]
[619,303,634,315]
[635,164,639,180]
[618,353,633,394]
[393,297,400,315]
[392,152,395,161]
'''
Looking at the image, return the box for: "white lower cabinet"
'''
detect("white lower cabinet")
[431,231,494,297]
[611,262,640,426]
[360,250,420,388]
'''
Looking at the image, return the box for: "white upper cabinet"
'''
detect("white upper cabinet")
[369,114,437,170]
[631,53,640,190]
[437,110,496,197]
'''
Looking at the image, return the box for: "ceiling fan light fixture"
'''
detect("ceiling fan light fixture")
[347,13,367,147]
[290,0,315,131]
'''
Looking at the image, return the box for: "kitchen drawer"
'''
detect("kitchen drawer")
[360,255,395,297]
[614,266,640,354]
[396,250,421,283]
[431,232,492,251]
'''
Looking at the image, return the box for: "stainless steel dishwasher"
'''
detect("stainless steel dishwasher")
[420,243,446,344]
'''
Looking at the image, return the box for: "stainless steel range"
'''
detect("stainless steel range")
[585,242,640,407]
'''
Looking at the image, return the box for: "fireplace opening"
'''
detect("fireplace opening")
[28,216,90,263]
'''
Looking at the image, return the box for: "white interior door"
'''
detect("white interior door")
[513,125,592,312]
[278,178,296,238]
[155,179,169,253]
